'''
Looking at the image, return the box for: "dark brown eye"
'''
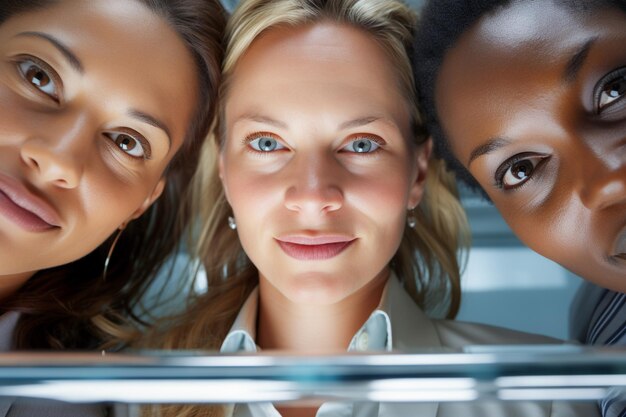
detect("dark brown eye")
[17,59,59,100]
[599,76,625,109]
[25,65,50,88]
[597,67,626,111]
[496,154,549,190]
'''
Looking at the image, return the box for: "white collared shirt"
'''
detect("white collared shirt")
[220,275,440,417]
[216,276,597,417]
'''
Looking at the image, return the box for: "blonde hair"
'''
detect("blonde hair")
[170,0,470,345]
[145,0,470,415]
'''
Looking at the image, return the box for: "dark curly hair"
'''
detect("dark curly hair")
[412,0,626,197]
[0,0,226,350]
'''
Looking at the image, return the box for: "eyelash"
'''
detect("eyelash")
[242,132,386,155]
[14,55,63,103]
[341,135,385,155]
[243,132,286,155]
[13,56,152,161]
[104,129,152,161]
[594,66,626,114]
[493,153,549,190]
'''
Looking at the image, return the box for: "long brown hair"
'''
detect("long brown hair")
[0,0,226,350]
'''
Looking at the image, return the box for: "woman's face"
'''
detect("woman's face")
[220,23,428,304]
[0,0,197,276]
[436,2,626,291]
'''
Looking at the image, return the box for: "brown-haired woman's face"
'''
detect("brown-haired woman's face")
[0,0,197,277]
[436,1,626,292]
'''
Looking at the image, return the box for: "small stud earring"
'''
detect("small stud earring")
[228,216,237,230]
[407,208,417,229]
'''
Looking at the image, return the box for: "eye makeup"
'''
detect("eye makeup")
[594,66,626,113]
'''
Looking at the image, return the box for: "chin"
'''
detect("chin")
[281,273,353,305]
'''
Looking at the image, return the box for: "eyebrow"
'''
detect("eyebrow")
[16,31,84,74]
[339,116,382,130]
[129,109,172,148]
[467,137,511,167]
[562,37,597,84]
[235,114,388,131]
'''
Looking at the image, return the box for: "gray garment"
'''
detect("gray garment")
[570,282,626,417]
[0,312,107,417]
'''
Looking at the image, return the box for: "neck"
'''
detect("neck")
[0,271,34,305]
[256,268,389,353]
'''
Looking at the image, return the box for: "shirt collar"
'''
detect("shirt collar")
[220,273,443,354]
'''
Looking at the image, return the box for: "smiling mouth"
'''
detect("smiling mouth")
[615,253,626,261]
[276,238,356,261]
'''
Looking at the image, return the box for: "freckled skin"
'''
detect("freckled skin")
[0,0,197,289]
[436,1,626,292]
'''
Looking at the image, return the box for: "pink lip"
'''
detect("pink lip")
[275,234,356,260]
[0,173,61,232]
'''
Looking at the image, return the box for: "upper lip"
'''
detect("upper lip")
[276,233,355,245]
[0,172,61,227]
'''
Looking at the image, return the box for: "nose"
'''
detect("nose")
[20,114,89,189]
[284,153,344,215]
[579,159,626,211]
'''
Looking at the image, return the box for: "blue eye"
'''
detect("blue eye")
[18,58,59,101]
[343,138,380,153]
[248,136,285,152]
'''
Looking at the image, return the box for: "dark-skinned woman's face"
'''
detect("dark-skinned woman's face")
[436,1,626,292]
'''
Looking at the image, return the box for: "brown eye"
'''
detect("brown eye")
[106,132,147,159]
[116,134,136,151]
[599,75,625,110]
[496,154,549,190]
[18,59,59,100]
[25,65,50,88]
[596,67,626,112]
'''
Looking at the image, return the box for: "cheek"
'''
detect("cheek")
[347,168,411,252]
[496,199,590,265]
[76,173,153,236]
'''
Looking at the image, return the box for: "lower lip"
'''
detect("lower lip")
[277,240,355,260]
[0,190,55,232]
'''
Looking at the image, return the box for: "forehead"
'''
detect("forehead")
[226,22,409,125]
[435,1,626,158]
[0,0,198,146]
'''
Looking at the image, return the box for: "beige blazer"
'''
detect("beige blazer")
[223,276,600,417]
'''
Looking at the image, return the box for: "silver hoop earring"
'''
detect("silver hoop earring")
[103,226,125,281]
[228,216,237,230]
[407,208,417,229]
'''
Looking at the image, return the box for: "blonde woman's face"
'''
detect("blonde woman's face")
[220,23,429,305]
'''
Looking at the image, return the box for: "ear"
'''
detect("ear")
[127,178,166,222]
[407,137,433,209]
